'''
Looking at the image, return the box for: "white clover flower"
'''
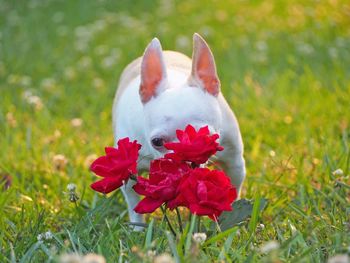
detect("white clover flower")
[71,118,83,127]
[260,240,280,254]
[44,231,53,240]
[94,45,108,56]
[327,254,350,263]
[175,35,190,49]
[82,253,106,263]
[146,250,156,258]
[332,169,344,176]
[296,42,314,55]
[41,78,57,90]
[102,56,117,69]
[256,40,268,51]
[192,232,207,244]
[26,95,44,110]
[20,76,32,86]
[64,67,76,80]
[59,253,82,263]
[37,233,43,242]
[153,253,175,263]
[53,154,68,171]
[328,47,338,59]
[67,183,77,192]
[78,56,92,69]
[6,112,17,127]
[93,78,105,89]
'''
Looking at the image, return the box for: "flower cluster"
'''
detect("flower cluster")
[90,125,237,220]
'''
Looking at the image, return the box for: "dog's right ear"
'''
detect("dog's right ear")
[189,33,220,96]
[139,38,167,104]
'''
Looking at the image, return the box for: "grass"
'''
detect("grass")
[1,0,350,262]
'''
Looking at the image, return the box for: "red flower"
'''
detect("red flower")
[90,138,141,194]
[164,125,224,165]
[133,158,190,213]
[168,168,237,220]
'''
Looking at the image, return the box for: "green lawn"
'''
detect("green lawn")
[1,0,350,262]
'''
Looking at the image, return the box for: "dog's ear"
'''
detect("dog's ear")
[189,33,220,96]
[140,38,167,103]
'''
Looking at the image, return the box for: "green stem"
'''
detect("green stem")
[175,208,183,233]
[197,216,201,232]
[161,206,176,237]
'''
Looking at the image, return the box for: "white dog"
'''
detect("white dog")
[112,33,246,226]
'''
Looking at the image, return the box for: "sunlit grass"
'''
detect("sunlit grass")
[0,0,349,262]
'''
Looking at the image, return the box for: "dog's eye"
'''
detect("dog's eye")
[151,138,164,148]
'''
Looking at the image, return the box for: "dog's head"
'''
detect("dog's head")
[140,33,222,154]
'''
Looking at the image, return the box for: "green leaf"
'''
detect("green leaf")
[144,218,154,249]
[218,198,268,231]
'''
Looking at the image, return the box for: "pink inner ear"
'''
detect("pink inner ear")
[196,49,220,96]
[140,49,164,103]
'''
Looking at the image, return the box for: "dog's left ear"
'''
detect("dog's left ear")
[189,33,220,96]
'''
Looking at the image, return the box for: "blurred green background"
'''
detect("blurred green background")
[0,0,349,261]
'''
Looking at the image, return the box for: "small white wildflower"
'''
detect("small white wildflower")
[175,35,190,49]
[256,40,268,51]
[53,154,68,171]
[20,76,32,86]
[64,67,76,80]
[327,254,350,263]
[199,26,213,37]
[82,253,106,263]
[71,118,83,127]
[260,240,280,254]
[22,90,33,99]
[158,0,174,15]
[91,20,106,32]
[67,183,77,192]
[328,47,338,59]
[6,112,17,127]
[192,232,207,244]
[27,95,44,110]
[37,233,43,242]
[78,56,92,69]
[75,41,89,52]
[41,78,57,90]
[153,253,175,263]
[332,169,344,176]
[146,250,156,258]
[59,253,82,263]
[101,56,117,68]
[93,78,105,89]
[269,150,276,157]
[94,45,108,56]
[297,42,314,55]
[259,223,265,230]
[236,229,241,237]
[44,231,53,240]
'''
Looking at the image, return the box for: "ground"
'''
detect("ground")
[0,0,350,262]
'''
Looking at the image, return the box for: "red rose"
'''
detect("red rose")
[133,158,190,213]
[168,168,237,220]
[164,125,224,165]
[90,138,141,194]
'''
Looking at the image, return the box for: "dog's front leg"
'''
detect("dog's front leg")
[121,180,145,230]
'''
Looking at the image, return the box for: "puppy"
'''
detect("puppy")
[112,33,246,226]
